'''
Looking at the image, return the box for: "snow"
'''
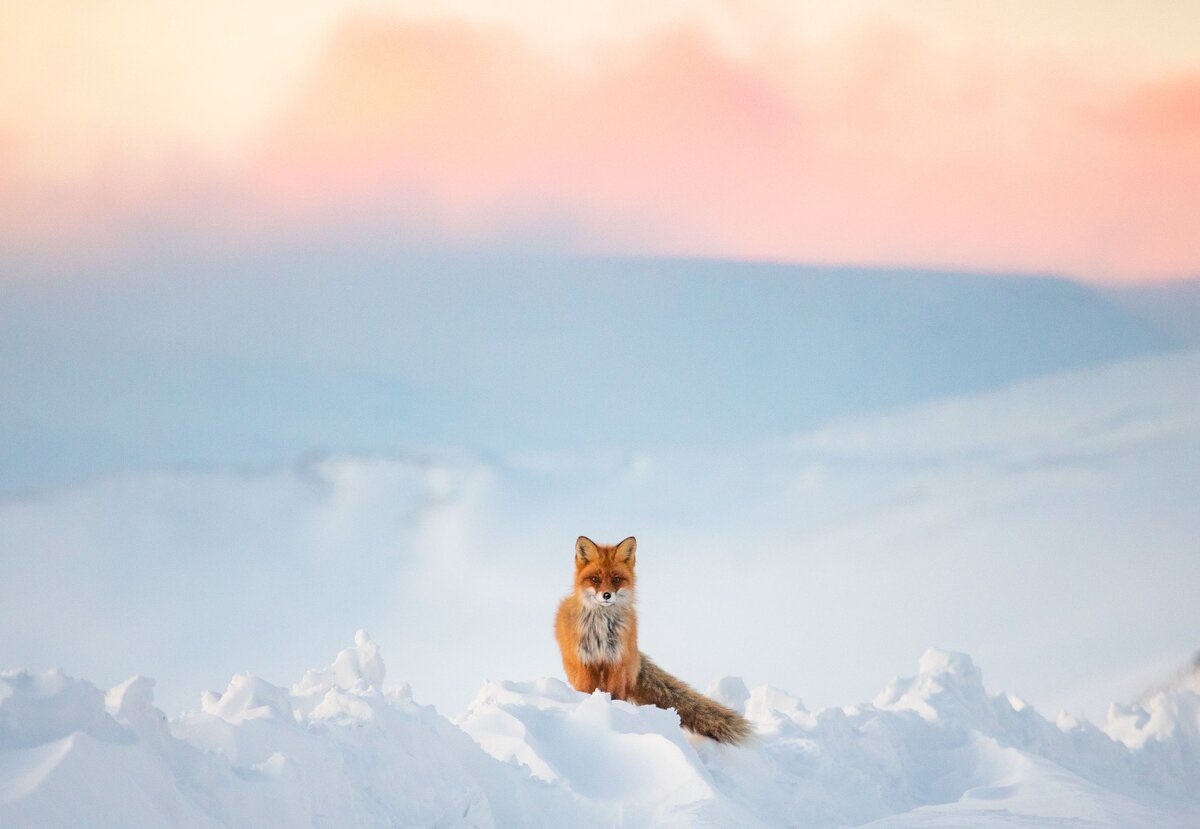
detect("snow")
[1,257,1173,494]
[3,348,1198,727]
[1,323,1196,826]
[2,633,1198,828]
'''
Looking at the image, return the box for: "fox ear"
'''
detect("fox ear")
[615,536,636,566]
[576,536,598,566]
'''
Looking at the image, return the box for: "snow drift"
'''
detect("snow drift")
[3,633,1198,828]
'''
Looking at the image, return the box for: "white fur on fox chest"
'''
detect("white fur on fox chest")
[577,604,629,665]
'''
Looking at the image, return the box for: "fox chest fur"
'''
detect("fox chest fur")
[576,604,630,665]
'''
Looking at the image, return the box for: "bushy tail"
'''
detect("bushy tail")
[630,653,752,744]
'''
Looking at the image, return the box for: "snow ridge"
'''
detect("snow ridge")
[2,634,1198,828]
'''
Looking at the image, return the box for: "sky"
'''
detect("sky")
[3,0,1200,281]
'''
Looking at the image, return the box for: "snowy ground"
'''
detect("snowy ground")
[2,301,1197,825]
[2,632,1198,828]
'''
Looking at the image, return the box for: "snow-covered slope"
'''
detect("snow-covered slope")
[2,634,1198,828]
[1,255,1175,493]
[4,348,1197,724]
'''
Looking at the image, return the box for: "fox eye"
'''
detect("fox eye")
[589,576,600,584]
[612,576,622,585]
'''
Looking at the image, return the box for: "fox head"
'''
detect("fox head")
[574,536,636,609]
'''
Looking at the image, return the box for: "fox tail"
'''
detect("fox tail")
[631,653,752,744]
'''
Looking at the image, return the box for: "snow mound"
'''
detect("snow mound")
[2,637,1199,828]
[875,648,991,723]
[456,678,746,825]
[1104,654,1200,798]
[291,629,386,699]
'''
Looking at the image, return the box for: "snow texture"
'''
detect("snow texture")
[2,633,1198,828]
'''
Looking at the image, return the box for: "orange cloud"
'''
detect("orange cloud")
[4,11,1199,281]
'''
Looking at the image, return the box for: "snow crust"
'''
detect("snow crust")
[3,633,1198,828]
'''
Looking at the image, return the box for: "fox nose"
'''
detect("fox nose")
[602,592,612,600]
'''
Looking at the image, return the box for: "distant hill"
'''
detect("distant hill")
[1103,278,1200,345]
[0,252,1179,493]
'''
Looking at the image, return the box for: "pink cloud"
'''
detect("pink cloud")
[4,14,1199,281]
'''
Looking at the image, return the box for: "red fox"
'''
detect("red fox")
[554,535,751,744]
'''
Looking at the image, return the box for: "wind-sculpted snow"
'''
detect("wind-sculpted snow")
[2,635,1198,828]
